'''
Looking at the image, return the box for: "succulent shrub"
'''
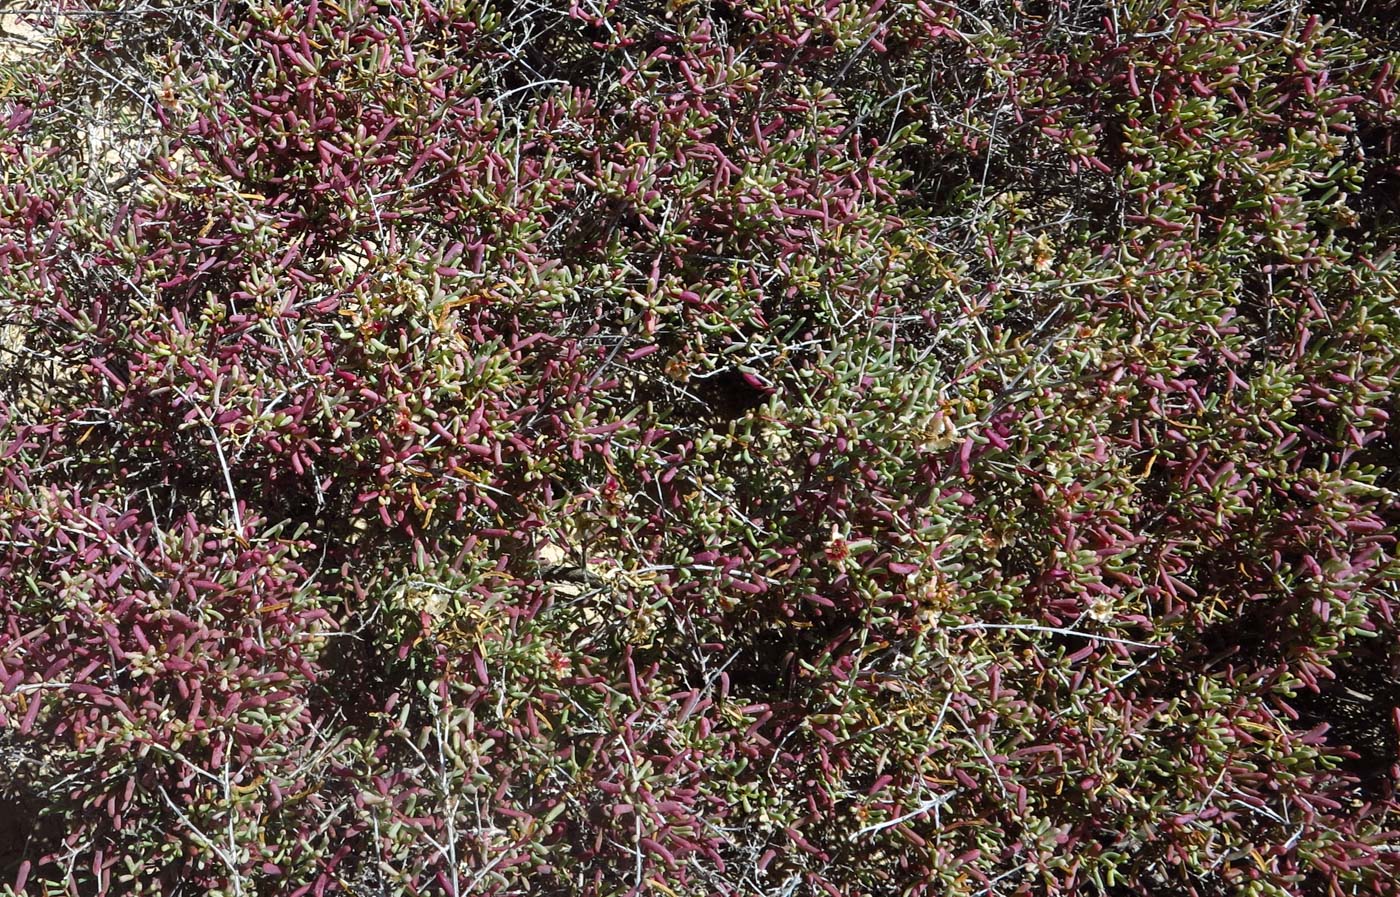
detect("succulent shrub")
[1,1,1399,895]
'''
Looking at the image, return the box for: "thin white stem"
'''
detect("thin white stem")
[947,622,1159,649]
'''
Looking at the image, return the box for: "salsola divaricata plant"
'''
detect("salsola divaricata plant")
[1,1,1398,895]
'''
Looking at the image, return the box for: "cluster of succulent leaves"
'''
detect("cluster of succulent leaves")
[1,0,1399,894]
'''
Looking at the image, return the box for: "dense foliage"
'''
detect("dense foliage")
[2,0,1399,894]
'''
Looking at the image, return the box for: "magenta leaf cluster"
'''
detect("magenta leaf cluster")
[1,1,1399,895]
